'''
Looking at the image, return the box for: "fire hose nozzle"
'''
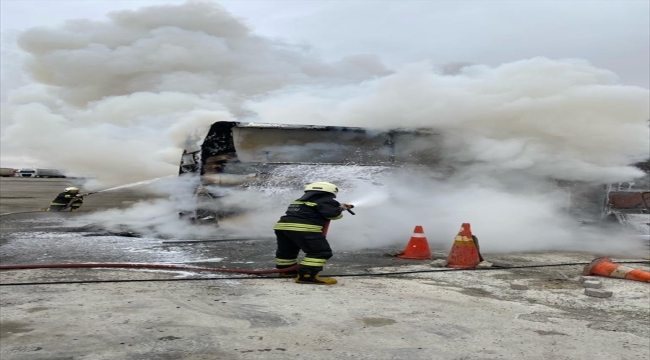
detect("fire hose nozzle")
[341,203,355,215]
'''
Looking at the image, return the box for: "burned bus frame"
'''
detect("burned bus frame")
[179,121,650,233]
[178,121,442,223]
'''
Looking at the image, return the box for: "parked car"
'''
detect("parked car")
[17,168,66,178]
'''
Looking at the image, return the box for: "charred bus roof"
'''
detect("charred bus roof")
[179,121,443,176]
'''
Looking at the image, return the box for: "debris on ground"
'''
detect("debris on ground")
[585,288,614,298]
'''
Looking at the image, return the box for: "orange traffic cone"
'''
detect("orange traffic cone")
[396,226,432,260]
[446,223,483,269]
[583,256,650,282]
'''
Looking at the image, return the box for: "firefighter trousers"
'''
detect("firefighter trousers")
[274,230,333,271]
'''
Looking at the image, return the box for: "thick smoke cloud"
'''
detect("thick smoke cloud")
[1,1,388,186]
[248,59,649,184]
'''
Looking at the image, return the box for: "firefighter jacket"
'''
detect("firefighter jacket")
[51,192,83,208]
[273,191,343,232]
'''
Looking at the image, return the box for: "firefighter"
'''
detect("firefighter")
[49,187,85,212]
[273,182,354,285]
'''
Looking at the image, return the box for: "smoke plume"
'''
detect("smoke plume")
[1,1,388,186]
[247,59,649,184]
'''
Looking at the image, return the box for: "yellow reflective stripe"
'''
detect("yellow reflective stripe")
[275,258,297,266]
[300,257,327,267]
[275,223,322,230]
[290,201,317,207]
[274,227,321,232]
[273,227,322,233]
[274,223,323,232]
[327,214,343,220]
[51,202,66,205]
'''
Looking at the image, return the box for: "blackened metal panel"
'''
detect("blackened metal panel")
[200,121,239,175]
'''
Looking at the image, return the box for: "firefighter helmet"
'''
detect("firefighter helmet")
[65,187,79,193]
[304,182,338,194]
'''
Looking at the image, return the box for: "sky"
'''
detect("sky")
[1,0,649,88]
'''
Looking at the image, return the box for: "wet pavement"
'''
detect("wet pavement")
[0,177,415,283]
[1,212,408,280]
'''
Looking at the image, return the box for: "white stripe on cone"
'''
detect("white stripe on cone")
[610,266,633,279]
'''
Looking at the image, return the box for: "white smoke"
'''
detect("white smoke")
[327,171,647,255]
[1,1,388,187]
[2,1,648,255]
[247,58,649,184]
[75,167,647,256]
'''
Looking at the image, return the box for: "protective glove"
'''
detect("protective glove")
[340,203,355,210]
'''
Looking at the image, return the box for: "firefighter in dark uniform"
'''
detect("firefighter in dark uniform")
[49,187,85,212]
[273,182,354,285]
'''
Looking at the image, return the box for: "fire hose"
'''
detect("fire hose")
[0,262,297,275]
[0,210,49,217]
[2,261,649,287]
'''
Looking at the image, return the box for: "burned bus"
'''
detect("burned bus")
[179,121,649,239]
[178,121,443,223]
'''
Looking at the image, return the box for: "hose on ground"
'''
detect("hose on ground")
[161,238,275,244]
[1,261,648,287]
[0,210,48,217]
[0,263,297,275]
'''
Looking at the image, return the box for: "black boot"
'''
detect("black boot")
[295,267,337,285]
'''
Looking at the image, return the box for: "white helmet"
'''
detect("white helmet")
[304,182,338,194]
[65,187,79,192]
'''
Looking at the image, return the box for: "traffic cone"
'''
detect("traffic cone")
[446,223,483,269]
[582,256,650,282]
[396,226,432,260]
